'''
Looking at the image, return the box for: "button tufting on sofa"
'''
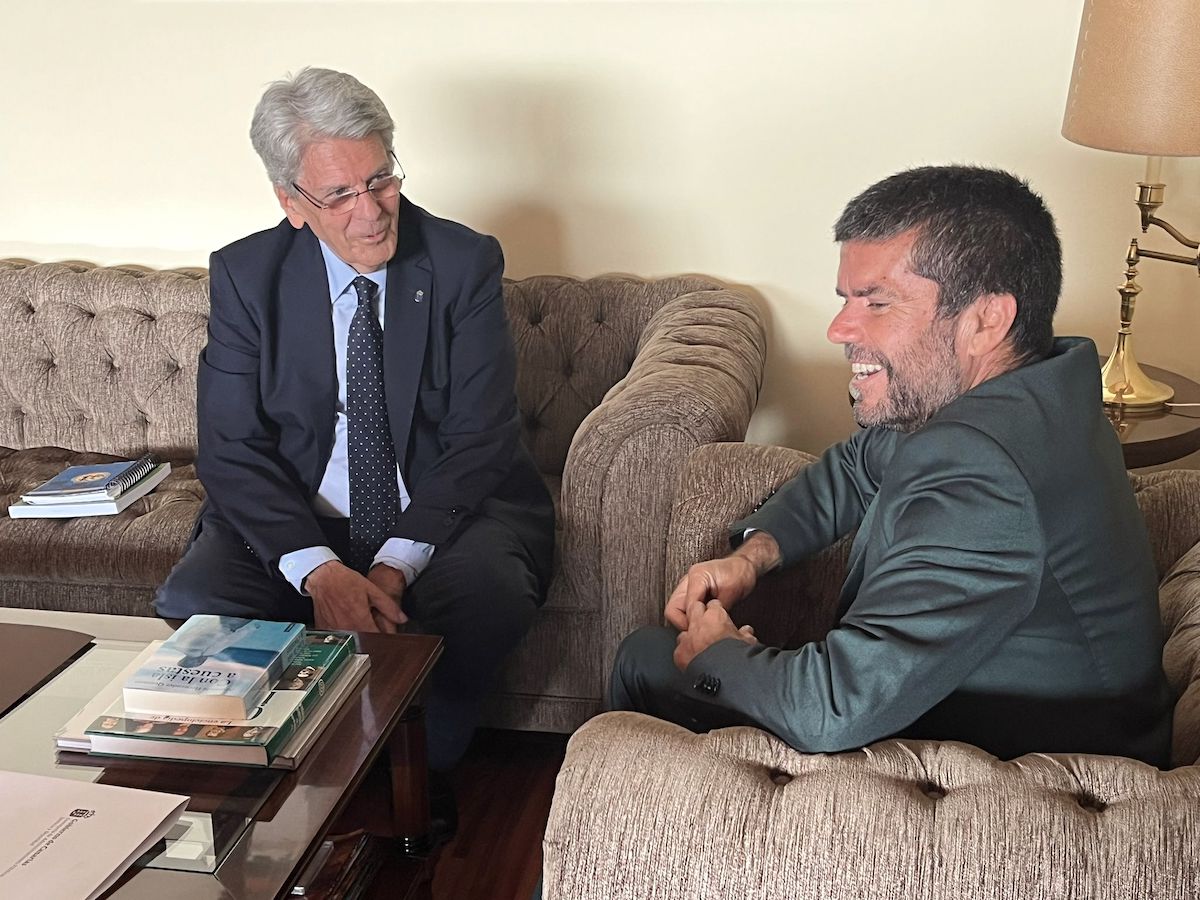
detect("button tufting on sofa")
[767,768,792,786]
[920,782,946,800]
[1077,793,1107,812]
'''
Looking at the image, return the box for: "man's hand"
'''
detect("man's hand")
[664,531,781,631]
[673,599,758,672]
[305,560,407,634]
[367,564,409,631]
[367,563,407,605]
[665,557,757,631]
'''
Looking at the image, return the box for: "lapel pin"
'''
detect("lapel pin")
[414,290,424,303]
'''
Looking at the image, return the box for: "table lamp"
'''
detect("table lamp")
[1061,0,1200,409]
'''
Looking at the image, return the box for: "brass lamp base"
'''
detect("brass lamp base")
[1099,226,1182,412]
[1100,336,1174,410]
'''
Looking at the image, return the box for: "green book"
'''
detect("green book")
[87,631,359,767]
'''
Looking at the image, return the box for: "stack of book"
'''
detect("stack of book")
[56,615,370,769]
[8,453,171,518]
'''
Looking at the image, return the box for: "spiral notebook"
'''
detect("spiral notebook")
[21,454,160,503]
[8,458,171,518]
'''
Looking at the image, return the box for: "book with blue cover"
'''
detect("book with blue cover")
[122,616,306,719]
[21,454,159,503]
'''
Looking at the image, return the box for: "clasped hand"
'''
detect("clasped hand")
[666,556,759,671]
[305,560,408,633]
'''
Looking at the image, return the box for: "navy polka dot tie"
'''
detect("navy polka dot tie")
[347,276,400,574]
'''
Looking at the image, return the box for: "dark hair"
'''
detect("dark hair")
[833,165,1061,362]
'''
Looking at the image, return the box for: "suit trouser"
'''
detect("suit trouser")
[609,625,763,734]
[155,510,542,771]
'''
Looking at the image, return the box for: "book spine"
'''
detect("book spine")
[104,453,157,496]
[240,623,314,712]
[276,627,308,675]
[262,640,354,760]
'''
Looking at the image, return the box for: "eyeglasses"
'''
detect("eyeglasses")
[292,153,406,215]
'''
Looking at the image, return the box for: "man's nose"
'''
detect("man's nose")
[352,189,384,219]
[827,304,861,345]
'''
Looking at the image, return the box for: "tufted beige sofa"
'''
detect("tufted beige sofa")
[0,259,766,733]
[543,443,1200,899]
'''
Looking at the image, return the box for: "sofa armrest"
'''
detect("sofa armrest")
[667,442,849,648]
[1162,537,1200,767]
[667,442,816,572]
[554,289,766,681]
[544,711,1200,900]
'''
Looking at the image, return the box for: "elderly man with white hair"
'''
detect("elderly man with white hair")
[156,68,554,841]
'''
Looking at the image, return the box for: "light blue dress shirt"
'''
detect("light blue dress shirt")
[277,242,436,592]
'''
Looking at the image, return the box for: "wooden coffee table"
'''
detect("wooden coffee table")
[0,614,441,899]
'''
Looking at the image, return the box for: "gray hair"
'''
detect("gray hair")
[249,67,395,190]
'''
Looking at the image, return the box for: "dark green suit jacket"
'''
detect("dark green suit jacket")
[695,338,1173,766]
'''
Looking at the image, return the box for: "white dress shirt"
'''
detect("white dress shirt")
[278,242,436,592]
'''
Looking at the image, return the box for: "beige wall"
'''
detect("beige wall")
[3,0,1198,453]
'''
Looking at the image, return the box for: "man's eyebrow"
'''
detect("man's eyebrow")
[835,285,889,299]
[321,164,392,195]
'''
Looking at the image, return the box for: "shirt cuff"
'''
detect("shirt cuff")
[280,546,340,594]
[375,538,436,586]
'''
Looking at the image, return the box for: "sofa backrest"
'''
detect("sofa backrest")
[503,273,723,475]
[0,260,210,459]
[0,259,722,475]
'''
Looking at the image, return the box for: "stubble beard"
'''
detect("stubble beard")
[851,319,964,433]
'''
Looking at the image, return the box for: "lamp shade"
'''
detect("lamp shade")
[1062,0,1200,156]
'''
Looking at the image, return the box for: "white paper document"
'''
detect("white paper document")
[0,769,188,899]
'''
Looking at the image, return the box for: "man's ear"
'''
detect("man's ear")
[274,185,307,230]
[963,293,1017,358]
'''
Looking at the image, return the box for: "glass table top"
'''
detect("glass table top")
[0,636,279,874]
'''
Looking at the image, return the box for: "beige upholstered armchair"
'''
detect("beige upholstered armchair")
[491,277,766,731]
[0,261,766,734]
[543,443,1200,899]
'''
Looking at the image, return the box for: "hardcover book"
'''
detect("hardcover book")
[122,615,306,719]
[7,463,171,518]
[87,633,363,768]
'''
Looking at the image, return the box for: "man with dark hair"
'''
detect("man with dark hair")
[156,69,555,826]
[611,165,1173,766]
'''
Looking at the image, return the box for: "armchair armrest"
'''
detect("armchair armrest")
[667,442,816,570]
[554,289,766,683]
[667,442,850,648]
[544,711,1200,900]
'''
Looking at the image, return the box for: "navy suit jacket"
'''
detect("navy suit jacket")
[196,197,552,576]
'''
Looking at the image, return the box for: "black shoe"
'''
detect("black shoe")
[428,770,458,847]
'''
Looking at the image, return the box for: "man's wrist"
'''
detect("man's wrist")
[301,558,345,594]
[282,546,340,594]
[731,530,781,577]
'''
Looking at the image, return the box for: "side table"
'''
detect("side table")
[1106,364,1200,468]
